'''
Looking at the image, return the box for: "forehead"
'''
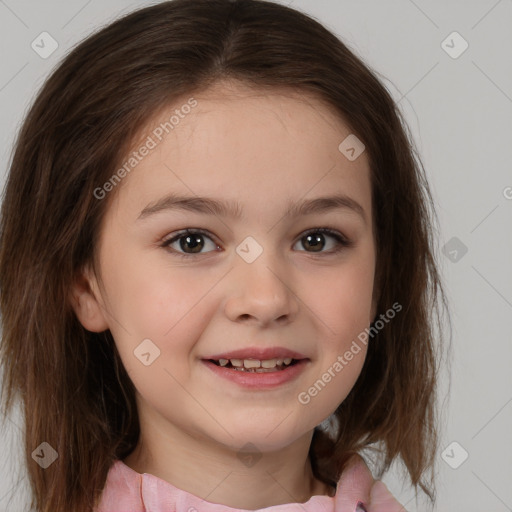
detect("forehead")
[108,81,372,224]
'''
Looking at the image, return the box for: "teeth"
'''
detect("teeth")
[243,359,261,369]
[214,357,296,369]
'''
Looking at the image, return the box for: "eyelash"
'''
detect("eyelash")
[160,227,352,259]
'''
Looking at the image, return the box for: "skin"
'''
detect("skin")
[71,80,379,509]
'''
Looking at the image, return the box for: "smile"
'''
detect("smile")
[208,357,300,372]
[202,358,309,388]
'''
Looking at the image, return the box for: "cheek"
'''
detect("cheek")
[103,262,212,408]
[309,252,375,343]
[104,263,229,401]
[299,250,374,407]
[102,242,213,338]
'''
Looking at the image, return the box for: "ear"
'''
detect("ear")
[69,265,110,332]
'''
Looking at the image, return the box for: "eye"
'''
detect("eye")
[161,227,352,259]
[161,229,220,258]
[293,228,351,254]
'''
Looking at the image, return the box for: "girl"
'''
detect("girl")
[0,1,449,511]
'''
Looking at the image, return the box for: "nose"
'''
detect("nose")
[224,254,300,327]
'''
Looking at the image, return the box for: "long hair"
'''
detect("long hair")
[0,1,450,510]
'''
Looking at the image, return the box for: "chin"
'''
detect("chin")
[215,423,307,452]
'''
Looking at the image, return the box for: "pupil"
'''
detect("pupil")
[180,234,204,253]
[304,233,324,252]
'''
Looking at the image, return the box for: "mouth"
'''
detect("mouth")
[205,357,305,373]
[201,356,310,388]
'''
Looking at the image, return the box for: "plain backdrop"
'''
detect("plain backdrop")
[0,1,511,511]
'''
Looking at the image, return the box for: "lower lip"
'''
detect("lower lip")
[201,359,309,389]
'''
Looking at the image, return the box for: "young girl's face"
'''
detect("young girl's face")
[75,82,377,454]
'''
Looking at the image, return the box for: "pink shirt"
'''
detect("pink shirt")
[96,455,405,512]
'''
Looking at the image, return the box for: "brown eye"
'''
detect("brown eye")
[162,229,219,257]
[177,233,205,253]
[294,228,350,254]
[162,227,351,259]
[301,232,325,252]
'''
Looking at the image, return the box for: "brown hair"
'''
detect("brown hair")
[0,0,450,510]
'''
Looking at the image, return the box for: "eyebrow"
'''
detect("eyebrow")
[138,193,366,224]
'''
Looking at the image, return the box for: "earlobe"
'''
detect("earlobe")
[69,267,109,332]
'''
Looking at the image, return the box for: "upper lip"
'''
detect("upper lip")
[203,346,308,361]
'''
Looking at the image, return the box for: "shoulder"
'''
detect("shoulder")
[95,460,145,512]
[334,454,407,512]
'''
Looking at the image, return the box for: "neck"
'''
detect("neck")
[123,410,336,509]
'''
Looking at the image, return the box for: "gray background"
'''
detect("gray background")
[0,0,511,510]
